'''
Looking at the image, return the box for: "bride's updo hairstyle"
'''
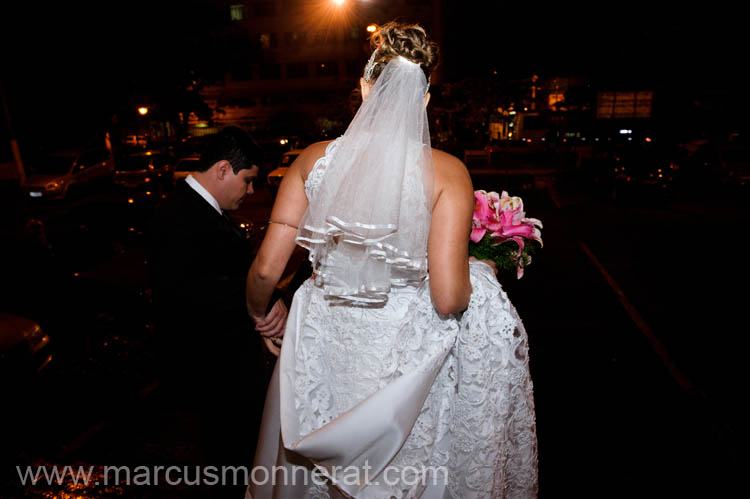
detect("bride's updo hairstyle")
[367,22,438,83]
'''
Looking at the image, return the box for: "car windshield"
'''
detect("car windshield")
[280,154,299,167]
[176,158,200,172]
[31,156,75,175]
[117,156,151,172]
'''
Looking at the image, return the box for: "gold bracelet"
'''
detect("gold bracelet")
[268,220,298,230]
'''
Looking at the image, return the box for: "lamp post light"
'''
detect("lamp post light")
[366,23,377,33]
[138,107,149,116]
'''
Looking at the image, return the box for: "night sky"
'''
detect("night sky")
[443,2,745,84]
[1,1,746,154]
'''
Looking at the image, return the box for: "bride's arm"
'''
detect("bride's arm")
[427,151,474,315]
[246,143,326,322]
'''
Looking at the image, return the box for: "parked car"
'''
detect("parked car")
[114,151,173,190]
[721,144,750,187]
[173,155,202,183]
[267,149,303,188]
[26,148,114,199]
[0,313,52,376]
[176,134,215,158]
[122,134,148,148]
[599,144,684,199]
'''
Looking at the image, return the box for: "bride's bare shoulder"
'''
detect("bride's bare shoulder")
[431,148,472,192]
[305,140,334,155]
[299,140,333,163]
[290,140,334,177]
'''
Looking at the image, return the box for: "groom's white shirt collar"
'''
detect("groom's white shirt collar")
[186,174,222,215]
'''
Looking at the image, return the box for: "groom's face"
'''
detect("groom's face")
[219,164,258,211]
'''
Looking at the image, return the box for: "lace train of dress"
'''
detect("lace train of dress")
[245,261,538,498]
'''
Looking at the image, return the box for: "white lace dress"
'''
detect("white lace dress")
[246,141,538,499]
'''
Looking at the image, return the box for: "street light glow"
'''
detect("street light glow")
[138,107,149,116]
[367,24,377,33]
[332,0,345,5]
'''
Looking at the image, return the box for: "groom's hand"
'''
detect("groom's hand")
[254,299,288,338]
[262,336,281,357]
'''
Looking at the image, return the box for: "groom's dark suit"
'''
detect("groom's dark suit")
[149,179,266,468]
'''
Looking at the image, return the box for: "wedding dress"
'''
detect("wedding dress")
[245,135,538,498]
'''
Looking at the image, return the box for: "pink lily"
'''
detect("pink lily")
[470,226,487,243]
[492,223,537,240]
[470,189,543,279]
[473,190,494,224]
[499,191,524,212]
[498,207,521,228]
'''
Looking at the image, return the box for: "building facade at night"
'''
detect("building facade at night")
[195,0,442,143]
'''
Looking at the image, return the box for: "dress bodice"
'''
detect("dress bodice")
[303,139,339,201]
[299,136,430,303]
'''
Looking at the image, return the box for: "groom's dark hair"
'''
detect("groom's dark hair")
[199,126,263,174]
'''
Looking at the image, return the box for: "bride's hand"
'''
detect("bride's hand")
[469,256,498,275]
[253,299,288,338]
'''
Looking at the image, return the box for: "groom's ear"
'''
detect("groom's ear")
[214,160,232,180]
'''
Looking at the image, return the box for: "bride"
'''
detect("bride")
[245,22,538,498]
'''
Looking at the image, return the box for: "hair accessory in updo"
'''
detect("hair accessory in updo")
[363,49,378,83]
[366,53,430,95]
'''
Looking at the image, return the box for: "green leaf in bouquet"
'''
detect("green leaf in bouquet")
[469,235,542,276]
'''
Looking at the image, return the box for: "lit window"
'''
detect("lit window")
[259,34,271,50]
[548,93,565,108]
[230,4,244,21]
[597,91,653,119]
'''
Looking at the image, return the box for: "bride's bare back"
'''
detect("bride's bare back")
[248,143,473,317]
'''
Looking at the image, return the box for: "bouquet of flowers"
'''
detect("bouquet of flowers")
[470,190,543,279]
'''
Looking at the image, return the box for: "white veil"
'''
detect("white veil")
[296,56,434,305]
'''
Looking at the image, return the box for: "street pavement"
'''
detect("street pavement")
[504,177,745,497]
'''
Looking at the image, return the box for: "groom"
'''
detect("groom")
[149,126,286,471]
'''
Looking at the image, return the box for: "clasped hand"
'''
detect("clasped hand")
[253,298,288,356]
